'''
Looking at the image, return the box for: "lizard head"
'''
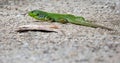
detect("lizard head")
[28,10,48,20]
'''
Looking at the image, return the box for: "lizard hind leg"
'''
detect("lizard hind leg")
[57,19,68,24]
[75,16,86,21]
[75,16,95,23]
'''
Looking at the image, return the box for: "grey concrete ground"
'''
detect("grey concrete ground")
[0,0,120,63]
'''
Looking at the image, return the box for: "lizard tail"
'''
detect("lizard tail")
[69,20,113,30]
[85,22,113,30]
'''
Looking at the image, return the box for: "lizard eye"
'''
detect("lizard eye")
[31,11,39,16]
[31,11,34,13]
[36,13,39,16]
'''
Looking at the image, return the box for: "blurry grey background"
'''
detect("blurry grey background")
[0,0,120,63]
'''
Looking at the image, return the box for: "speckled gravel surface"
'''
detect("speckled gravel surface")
[0,0,120,63]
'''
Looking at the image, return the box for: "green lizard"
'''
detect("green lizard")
[28,10,113,30]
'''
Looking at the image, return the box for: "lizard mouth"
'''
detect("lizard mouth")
[28,11,33,17]
[28,11,35,17]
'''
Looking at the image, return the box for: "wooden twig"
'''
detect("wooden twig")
[16,24,59,32]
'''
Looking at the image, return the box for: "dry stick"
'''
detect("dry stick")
[16,24,66,35]
[16,24,60,32]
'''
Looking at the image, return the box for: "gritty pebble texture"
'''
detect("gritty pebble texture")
[0,0,120,63]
